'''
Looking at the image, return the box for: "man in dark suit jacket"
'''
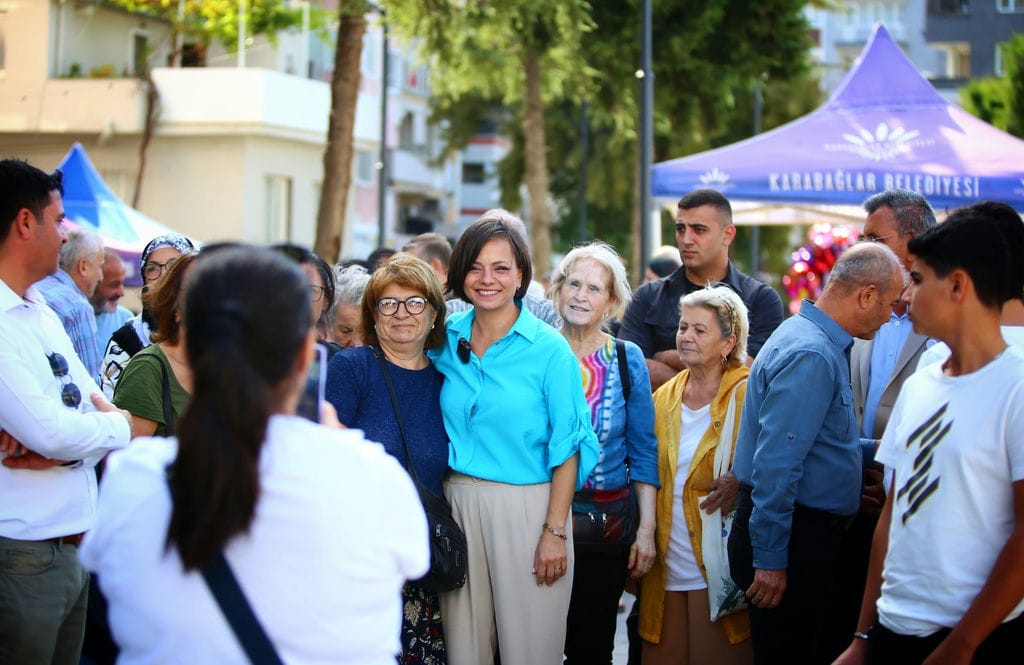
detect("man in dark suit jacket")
[827,189,937,659]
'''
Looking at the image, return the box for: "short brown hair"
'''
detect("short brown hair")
[360,254,447,350]
[447,217,532,302]
[144,252,197,345]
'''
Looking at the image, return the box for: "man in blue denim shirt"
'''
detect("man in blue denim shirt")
[728,242,905,664]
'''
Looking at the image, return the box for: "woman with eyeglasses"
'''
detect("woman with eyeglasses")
[80,246,428,663]
[270,243,344,358]
[100,233,195,398]
[112,253,196,438]
[325,254,449,665]
[428,216,600,665]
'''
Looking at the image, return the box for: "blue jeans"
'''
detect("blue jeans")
[0,535,89,665]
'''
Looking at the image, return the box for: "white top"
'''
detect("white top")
[875,348,1024,636]
[917,325,1024,368]
[0,279,130,540]
[79,415,429,665]
[666,403,710,591]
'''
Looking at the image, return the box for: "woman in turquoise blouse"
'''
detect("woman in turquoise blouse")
[429,215,600,665]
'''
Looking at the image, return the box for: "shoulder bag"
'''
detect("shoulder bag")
[699,379,748,621]
[571,338,639,550]
[374,349,468,593]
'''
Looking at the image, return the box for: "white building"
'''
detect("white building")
[0,0,460,262]
[804,0,947,94]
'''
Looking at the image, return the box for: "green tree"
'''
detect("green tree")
[104,0,307,61]
[961,34,1024,138]
[418,0,815,278]
[386,0,596,277]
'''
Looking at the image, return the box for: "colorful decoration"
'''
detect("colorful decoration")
[782,223,861,314]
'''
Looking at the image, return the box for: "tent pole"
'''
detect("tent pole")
[750,77,764,275]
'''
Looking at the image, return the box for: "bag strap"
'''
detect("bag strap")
[614,338,631,403]
[713,379,747,478]
[201,553,284,665]
[159,352,175,436]
[372,347,423,488]
[162,470,283,665]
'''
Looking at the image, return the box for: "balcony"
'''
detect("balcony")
[151,68,330,143]
[0,78,147,134]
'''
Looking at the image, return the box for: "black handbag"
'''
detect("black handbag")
[374,349,468,593]
[572,486,639,548]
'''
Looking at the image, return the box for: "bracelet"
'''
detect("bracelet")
[853,630,871,641]
[542,522,567,541]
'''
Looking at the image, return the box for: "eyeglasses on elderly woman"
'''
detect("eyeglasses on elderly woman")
[376,296,428,316]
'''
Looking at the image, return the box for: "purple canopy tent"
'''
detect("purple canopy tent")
[56,143,183,286]
[652,23,1024,212]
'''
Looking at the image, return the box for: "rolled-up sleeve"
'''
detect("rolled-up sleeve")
[543,341,600,489]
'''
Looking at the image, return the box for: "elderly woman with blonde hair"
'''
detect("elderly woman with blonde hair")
[547,242,660,665]
[639,284,753,665]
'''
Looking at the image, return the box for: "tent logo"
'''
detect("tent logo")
[826,122,933,162]
[699,167,731,189]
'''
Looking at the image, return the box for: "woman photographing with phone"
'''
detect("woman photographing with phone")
[80,246,428,664]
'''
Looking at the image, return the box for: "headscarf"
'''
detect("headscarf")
[140,233,196,272]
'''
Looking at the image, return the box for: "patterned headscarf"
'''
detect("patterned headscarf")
[140,233,196,272]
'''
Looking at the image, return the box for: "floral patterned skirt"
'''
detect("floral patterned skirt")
[398,583,447,665]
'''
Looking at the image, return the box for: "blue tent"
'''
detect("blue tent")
[57,143,182,286]
[652,24,1024,212]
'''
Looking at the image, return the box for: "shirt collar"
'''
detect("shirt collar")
[799,299,853,351]
[0,277,46,314]
[448,299,540,344]
[666,261,742,292]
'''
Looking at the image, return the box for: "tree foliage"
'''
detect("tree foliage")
[386,0,596,276]
[103,0,308,51]
[961,34,1024,139]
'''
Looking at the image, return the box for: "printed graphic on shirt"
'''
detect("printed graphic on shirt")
[896,402,949,525]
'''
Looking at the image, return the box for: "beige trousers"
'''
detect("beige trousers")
[441,472,574,665]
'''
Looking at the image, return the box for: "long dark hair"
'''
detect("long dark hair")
[166,246,312,570]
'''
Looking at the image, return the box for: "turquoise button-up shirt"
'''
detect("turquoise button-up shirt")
[429,304,599,489]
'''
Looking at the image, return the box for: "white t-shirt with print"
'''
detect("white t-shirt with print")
[875,347,1024,636]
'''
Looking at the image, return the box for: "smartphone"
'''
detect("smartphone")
[296,344,327,422]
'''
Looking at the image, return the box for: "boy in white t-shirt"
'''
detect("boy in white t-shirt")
[835,204,1024,665]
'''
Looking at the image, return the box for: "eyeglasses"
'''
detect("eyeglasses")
[860,232,900,244]
[310,285,325,302]
[142,257,179,281]
[376,296,428,316]
[47,352,82,408]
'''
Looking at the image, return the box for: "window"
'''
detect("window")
[998,0,1024,13]
[131,31,150,76]
[264,176,293,243]
[462,163,485,184]
[355,150,375,184]
[399,113,415,150]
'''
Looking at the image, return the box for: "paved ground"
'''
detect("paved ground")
[612,591,635,664]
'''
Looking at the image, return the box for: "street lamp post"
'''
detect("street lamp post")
[638,0,654,274]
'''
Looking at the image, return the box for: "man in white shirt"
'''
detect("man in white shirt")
[0,159,132,665]
[835,206,1024,664]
